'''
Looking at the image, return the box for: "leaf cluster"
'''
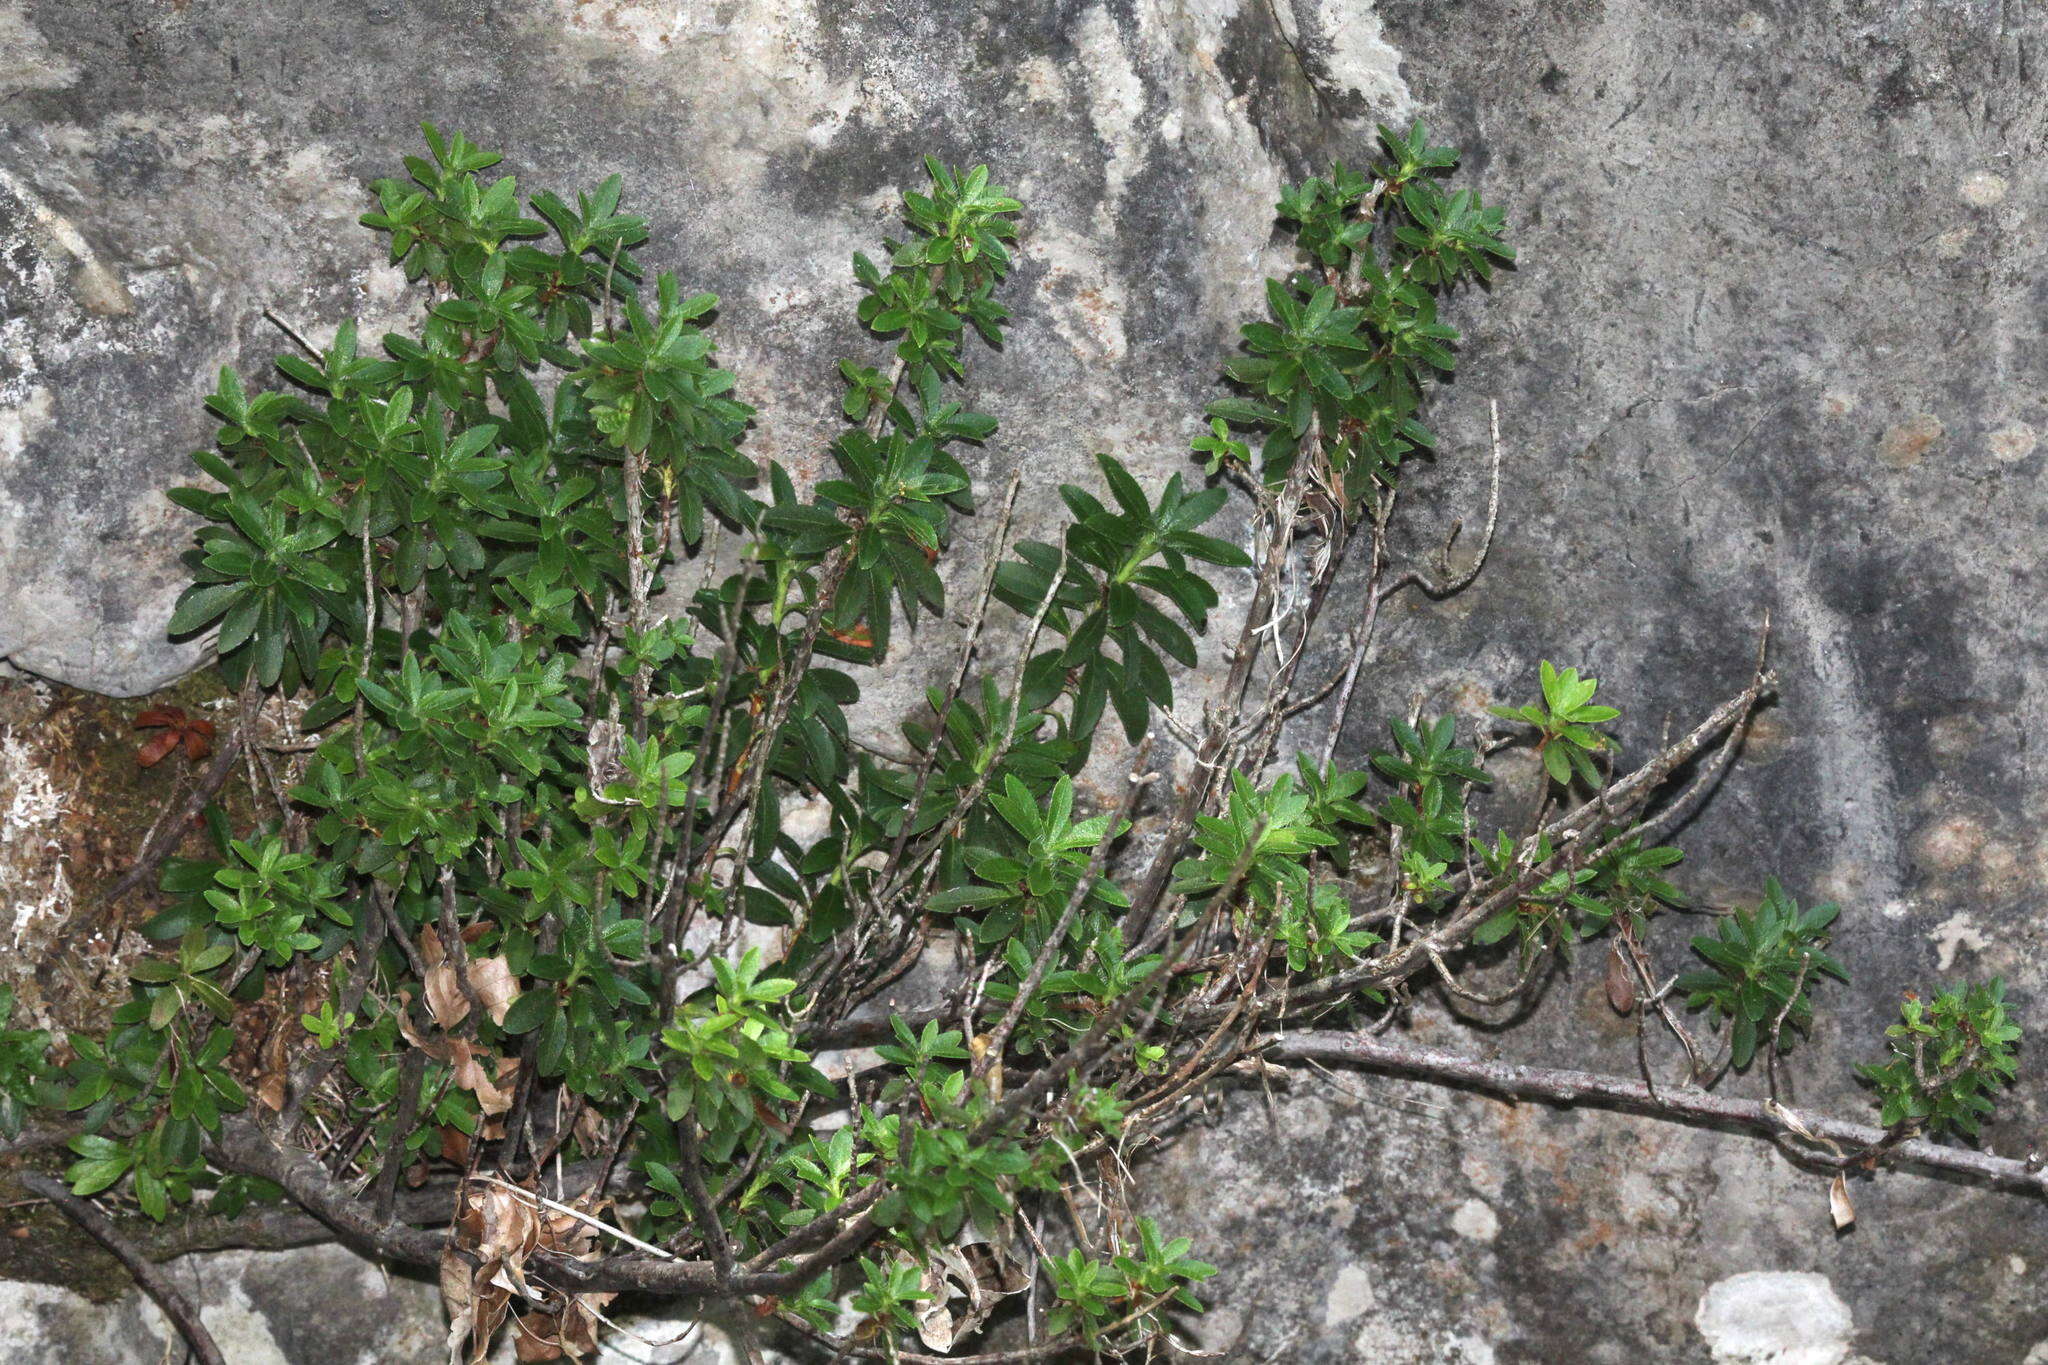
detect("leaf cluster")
[1206,123,1509,507]
[1489,660,1619,789]
[1857,980,2021,1137]
[1676,879,1844,1070]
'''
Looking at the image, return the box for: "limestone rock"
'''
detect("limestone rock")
[5,0,2048,1359]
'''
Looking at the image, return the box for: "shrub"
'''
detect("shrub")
[14,122,2020,1362]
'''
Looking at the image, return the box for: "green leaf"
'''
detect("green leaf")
[500,990,556,1035]
[1473,911,1521,946]
[168,583,246,636]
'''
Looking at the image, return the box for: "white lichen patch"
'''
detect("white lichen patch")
[0,1278,166,1363]
[0,384,54,464]
[1959,170,2009,206]
[553,0,852,131]
[1915,812,1987,871]
[1929,910,1988,971]
[776,793,834,852]
[1322,1263,1376,1325]
[1015,53,1066,106]
[1450,1197,1499,1243]
[1695,1271,1853,1365]
[0,162,132,315]
[1459,1147,1505,1199]
[1989,419,2038,463]
[0,724,70,948]
[195,1281,293,1365]
[1075,4,1146,216]
[557,0,696,53]
[1616,1169,1682,1225]
[1307,0,1414,120]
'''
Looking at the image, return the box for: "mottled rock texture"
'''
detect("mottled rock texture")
[2,0,2044,1360]
[0,1244,445,1364]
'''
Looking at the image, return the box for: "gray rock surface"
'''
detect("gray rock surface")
[0,1241,771,1363]
[0,1244,445,1364]
[2,0,2045,1360]
[1162,2,2047,1358]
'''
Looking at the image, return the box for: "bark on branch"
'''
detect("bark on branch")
[201,1116,880,1299]
[17,1171,228,1365]
[1266,1030,2048,1195]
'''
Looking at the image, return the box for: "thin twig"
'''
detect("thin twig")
[1375,397,1504,603]
[1265,1031,2048,1195]
[262,307,321,360]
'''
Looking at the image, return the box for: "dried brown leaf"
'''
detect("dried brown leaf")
[136,730,181,768]
[448,1039,514,1115]
[469,956,518,1026]
[557,1295,611,1359]
[1829,1173,1856,1230]
[512,1318,566,1361]
[474,1184,541,1265]
[396,995,453,1062]
[913,1237,1032,1351]
[425,963,470,1030]
[440,1242,512,1365]
[438,1250,475,1365]
[1605,943,1637,1015]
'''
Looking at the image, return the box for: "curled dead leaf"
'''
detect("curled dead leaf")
[912,1231,1032,1351]
[1764,1098,1847,1159]
[444,1181,548,1364]
[441,1242,512,1365]
[448,1039,515,1116]
[254,1015,292,1112]
[1605,943,1636,1015]
[445,1177,621,1363]
[396,995,453,1063]
[426,963,471,1030]
[1829,1172,1856,1230]
[469,956,518,1027]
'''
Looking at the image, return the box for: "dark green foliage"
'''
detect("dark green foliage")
[993,454,1248,745]
[9,118,2022,1361]
[0,989,53,1139]
[1859,980,2021,1137]
[1676,879,1845,1070]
